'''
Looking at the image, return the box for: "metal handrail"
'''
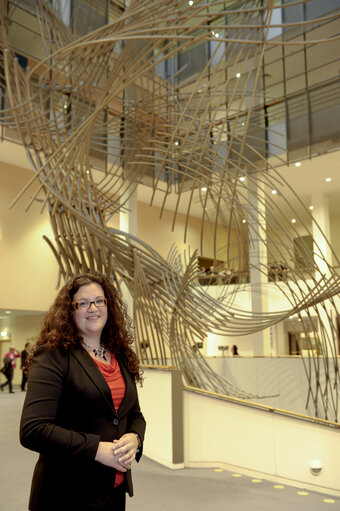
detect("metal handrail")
[184,385,340,428]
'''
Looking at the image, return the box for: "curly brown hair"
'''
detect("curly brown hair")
[26,273,143,384]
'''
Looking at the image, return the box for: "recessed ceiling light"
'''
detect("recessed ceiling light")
[201,187,207,192]
[309,205,314,210]
[325,177,332,182]
[295,162,301,167]
[188,0,193,4]
[239,176,245,182]
[271,189,277,195]
[242,219,246,223]
[291,218,296,223]
[236,72,241,78]
[174,141,179,146]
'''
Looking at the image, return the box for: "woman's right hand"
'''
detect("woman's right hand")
[94,441,127,471]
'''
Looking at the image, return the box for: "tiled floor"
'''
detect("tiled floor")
[129,456,340,511]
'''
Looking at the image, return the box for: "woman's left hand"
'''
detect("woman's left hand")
[112,433,138,469]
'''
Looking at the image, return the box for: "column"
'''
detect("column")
[311,192,331,278]
[119,188,138,317]
[247,177,271,356]
[311,192,336,355]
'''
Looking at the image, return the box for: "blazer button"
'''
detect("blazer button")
[113,418,119,426]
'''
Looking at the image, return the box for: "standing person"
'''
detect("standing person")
[0,346,20,393]
[20,341,32,391]
[231,344,239,356]
[20,273,146,511]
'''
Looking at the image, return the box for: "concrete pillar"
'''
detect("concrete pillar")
[247,177,271,356]
[119,189,138,236]
[119,188,137,317]
[311,192,336,355]
[311,192,331,278]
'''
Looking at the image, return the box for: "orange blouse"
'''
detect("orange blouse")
[94,354,126,487]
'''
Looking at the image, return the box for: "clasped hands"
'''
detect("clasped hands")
[95,433,138,471]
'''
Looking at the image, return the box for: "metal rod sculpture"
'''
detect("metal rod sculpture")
[1,0,340,419]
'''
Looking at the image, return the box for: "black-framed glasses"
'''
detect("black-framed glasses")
[72,297,107,310]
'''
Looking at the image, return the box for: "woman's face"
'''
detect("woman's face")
[72,282,108,342]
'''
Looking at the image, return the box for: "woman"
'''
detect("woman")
[0,346,20,393]
[20,273,146,511]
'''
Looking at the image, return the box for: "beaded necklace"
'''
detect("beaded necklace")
[83,341,107,361]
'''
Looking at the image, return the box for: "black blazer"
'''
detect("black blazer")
[20,344,146,511]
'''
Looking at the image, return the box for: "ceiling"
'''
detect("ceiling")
[0,309,45,320]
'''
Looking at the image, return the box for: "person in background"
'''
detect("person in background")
[0,346,20,393]
[20,272,146,511]
[20,342,32,391]
[198,266,208,286]
[231,344,239,356]
[207,265,217,285]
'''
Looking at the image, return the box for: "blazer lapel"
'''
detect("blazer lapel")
[71,348,116,416]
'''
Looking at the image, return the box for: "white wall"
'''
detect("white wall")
[0,161,59,311]
[184,389,340,496]
[138,368,340,496]
[137,367,184,468]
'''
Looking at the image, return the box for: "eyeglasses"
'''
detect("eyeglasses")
[72,297,107,310]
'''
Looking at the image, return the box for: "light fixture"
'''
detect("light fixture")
[5,311,11,314]
[174,140,179,146]
[1,330,8,337]
[188,0,193,4]
[325,177,332,182]
[295,162,301,167]
[242,219,246,224]
[291,218,296,223]
[239,176,245,182]
[310,459,322,476]
[214,32,220,38]
[309,205,314,210]
[236,72,241,78]
[201,186,207,192]
[271,189,277,195]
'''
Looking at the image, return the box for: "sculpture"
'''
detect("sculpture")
[1,0,340,419]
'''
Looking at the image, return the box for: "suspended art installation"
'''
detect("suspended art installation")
[1,0,340,419]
